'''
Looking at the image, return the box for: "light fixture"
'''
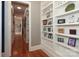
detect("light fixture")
[17,6,21,9]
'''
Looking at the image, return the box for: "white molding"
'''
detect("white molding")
[29,45,41,51]
[28,2,31,51]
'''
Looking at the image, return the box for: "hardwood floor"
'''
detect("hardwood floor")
[11,35,48,57]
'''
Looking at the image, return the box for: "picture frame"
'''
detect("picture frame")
[48,27,51,32]
[43,20,47,25]
[68,38,76,47]
[58,28,64,33]
[48,33,53,39]
[58,19,65,24]
[65,3,75,12]
[69,29,76,35]
[57,37,64,43]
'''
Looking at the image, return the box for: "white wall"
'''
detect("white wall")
[4,1,11,57]
[0,1,2,57]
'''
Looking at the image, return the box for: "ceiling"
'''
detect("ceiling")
[12,1,29,17]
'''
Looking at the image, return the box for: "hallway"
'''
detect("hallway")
[11,35,48,57]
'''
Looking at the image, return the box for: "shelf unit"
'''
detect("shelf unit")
[55,9,79,17]
[54,1,79,56]
[56,22,79,26]
[41,1,53,40]
[41,1,79,56]
[56,33,79,38]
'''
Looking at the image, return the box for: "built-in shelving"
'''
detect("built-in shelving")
[54,1,79,56]
[55,33,79,38]
[53,40,79,53]
[41,1,53,40]
[55,9,79,17]
[56,23,79,26]
[55,1,70,9]
[41,2,53,10]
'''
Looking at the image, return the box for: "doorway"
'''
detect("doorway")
[11,1,29,56]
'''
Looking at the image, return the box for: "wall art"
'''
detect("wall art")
[58,28,64,33]
[58,19,65,24]
[69,29,76,35]
[43,20,47,25]
[65,3,75,12]
[48,33,53,39]
[57,37,64,43]
[68,37,76,47]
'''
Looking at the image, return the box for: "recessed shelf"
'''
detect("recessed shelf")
[42,16,53,20]
[53,40,79,53]
[55,1,70,9]
[43,31,53,33]
[55,9,79,17]
[42,37,53,42]
[56,23,79,26]
[43,25,53,27]
[41,2,53,10]
[55,33,79,38]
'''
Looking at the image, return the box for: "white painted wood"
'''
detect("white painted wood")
[56,33,79,38]
[41,1,79,57]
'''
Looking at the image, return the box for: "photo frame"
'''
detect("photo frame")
[69,29,76,35]
[43,20,47,25]
[58,19,65,24]
[58,28,64,33]
[57,37,64,43]
[68,38,76,47]
[48,33,53,39]
[65,3,75,12]
[48,27,51,32]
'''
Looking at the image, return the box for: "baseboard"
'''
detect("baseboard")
[29,44,41,51]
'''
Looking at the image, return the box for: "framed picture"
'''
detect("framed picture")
[65,3,75,12]
[48,33,53,39]
[68,38,76,47]
[57,37,64,43]
[43,20,47,25]
[58,19,65,24]
[48,27,51,32]
[69,29,76,35]
[58,28,64,33]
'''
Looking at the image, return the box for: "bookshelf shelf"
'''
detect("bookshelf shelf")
[55,33,79,38]
[56,23,79,26]
[55,9,79,17]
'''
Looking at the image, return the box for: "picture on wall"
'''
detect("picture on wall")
[48,20,52,25]
[69,29,76,35]
[48,27,51,32]
[65,3,75,12]
[58,19,65,24]
[43,20,47,25]
[57,37,64,43]
[58,28,64,33]
[48,33,53,39]
[68,38,76,47]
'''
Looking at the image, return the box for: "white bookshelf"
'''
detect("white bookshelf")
[54,1,79,56]
[53,40,79,53]
[41,1,53,40]
[55,33,79,38]
[56,22,79,26]
[55,9,79,17]
[41,1,79,57]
